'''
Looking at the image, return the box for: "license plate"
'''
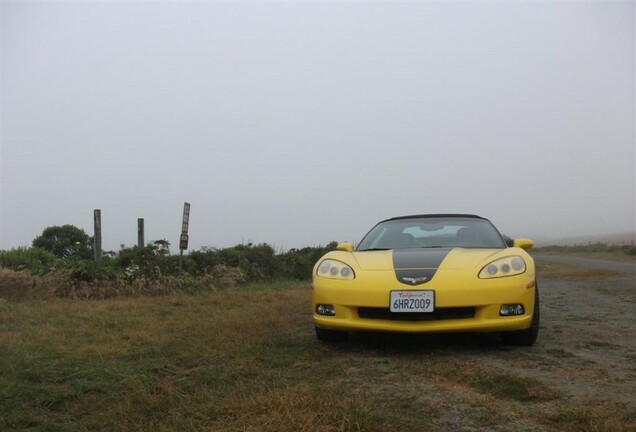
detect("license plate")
[390,290,435,313]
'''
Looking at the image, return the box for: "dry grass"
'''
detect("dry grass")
[0,268,65,300]
[547,402,636,432]
[535,261,616,279]
[1,283,635,431]
[0,266,245,301]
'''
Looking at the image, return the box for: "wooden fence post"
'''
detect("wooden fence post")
[94,209,102,264]
[138,218,145,248]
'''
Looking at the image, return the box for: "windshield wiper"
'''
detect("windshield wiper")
[357,248,389,251]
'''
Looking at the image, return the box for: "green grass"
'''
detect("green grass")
[463,369,556,402]
[1,283,634,431]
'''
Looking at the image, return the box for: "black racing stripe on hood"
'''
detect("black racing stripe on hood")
[393,248,452,285]
[392,248,452,269]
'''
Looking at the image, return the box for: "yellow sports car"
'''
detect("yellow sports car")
[312,214,539,345]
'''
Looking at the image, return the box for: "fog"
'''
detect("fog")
[1,2,634,252]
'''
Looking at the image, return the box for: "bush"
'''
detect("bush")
[0,247,57,275]
[114,244,179,279]
[57,258,118,282]
[190,242,338,282]
[186,243,273,282]
[234,243,279,282]
[278,242,338,280]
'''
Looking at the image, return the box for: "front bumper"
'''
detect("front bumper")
[312,269,536,334]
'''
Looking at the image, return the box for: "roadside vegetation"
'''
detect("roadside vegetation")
[3,225,632,302]
[534,242,636,263]
[0,225,336,300]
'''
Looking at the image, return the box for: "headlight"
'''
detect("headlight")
[315,259,355,280]
[479,256,526,279]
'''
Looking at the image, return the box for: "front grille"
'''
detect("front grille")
[357,307,476,321]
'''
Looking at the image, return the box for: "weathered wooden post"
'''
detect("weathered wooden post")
[94,209,102,264]
[137,218,145,248]
[178,202,190,275]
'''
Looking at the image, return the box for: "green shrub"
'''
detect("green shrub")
[0,247,57,275]
[190,242,337,282]
[114,244,179,279]
[278,242,338,280]
[57,258,118,282]
[196,243,279,282]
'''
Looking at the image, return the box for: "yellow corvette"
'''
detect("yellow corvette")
[312,214,539,345]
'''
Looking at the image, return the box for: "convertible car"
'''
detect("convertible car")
[311,214,539,345]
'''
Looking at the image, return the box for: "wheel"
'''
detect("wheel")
[315,325,348,342]
[501,285,540,346]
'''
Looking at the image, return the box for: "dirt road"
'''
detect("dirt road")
[478,261,636,428]
[499,272,635,406]
[518,257,636,412]
[338,259,636,430]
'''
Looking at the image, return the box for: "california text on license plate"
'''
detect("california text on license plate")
[390,290,435,313]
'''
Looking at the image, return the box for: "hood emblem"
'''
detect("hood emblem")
[401,276,428,285]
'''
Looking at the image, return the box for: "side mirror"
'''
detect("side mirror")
[336,242,354,252]
[513,238,533,250]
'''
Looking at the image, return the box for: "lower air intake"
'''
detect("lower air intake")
[358,307,475,321]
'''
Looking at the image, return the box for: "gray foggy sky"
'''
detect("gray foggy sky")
[1,1,635,252]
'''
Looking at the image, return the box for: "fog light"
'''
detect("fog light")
[500,304,525,316]
[316,304,336,316]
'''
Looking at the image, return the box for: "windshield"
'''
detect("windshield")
[357,216,506,250]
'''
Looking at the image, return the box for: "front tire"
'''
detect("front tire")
[315,325,348,342]
[501,285,540,346]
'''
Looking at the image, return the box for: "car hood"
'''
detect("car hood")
[351,248,505,270]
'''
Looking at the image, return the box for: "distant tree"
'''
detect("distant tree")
[153,239,171,255]
[502,234,514,247]
[32,225,93,259]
